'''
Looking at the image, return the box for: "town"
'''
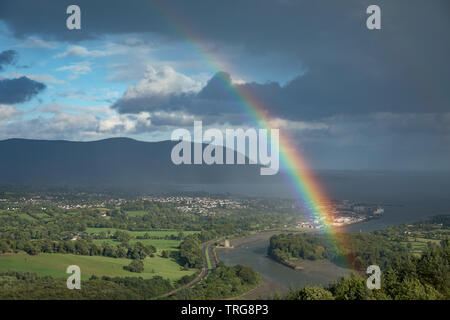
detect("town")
[0,191,382,228]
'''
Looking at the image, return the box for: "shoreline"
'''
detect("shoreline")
[215,230,290,299]
[215,229,354,298]
[216,229,305,250]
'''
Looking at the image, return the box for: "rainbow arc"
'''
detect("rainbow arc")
[152,1,352,268]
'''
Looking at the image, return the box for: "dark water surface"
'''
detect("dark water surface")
[178,171,450,232]
[217,239,352,289]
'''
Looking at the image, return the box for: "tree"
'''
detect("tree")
[179,238,203,268]
[24,242,39,255]
[123,259,144,273]
[161,250,170,258]
[328,274,372,300]
[235,264,259,285]
[115,231,131,244]
[387,278,443,300]
[286,286,334,300]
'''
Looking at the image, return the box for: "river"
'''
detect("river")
[216,233,353,292]
[206,171,450,293]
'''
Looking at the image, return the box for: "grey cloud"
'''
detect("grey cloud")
[286,112,450,171]
[3,1,450,118]
[113,69,448,124]
[0,76,46,104]
[2,1,449,71]
[0,50,18,71]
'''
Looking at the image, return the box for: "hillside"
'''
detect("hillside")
[0,138,277,190]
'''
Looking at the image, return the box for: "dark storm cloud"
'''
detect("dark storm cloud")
[0,50,18,71]
[112,72,243,120]
[2,0,449,62]
[0,76,46,104]
[113,68,446,122]
[2,0,450,118]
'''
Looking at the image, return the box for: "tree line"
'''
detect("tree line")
[0,238,156,259]
[281,240,449,300]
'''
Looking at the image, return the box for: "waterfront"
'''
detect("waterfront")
[178,171,450,232]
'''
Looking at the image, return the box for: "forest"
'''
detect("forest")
[282,239,449,300]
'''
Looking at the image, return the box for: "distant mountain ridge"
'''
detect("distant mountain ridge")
[0,138,277,190]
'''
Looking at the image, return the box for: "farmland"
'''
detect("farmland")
[85,227,201,251]
[84,227,199,238]
[0,252,196,281]
[92,239,181,250]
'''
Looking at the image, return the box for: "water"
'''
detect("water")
[177,171,450,232]
[217,239,352,289]
[189,171,450,287]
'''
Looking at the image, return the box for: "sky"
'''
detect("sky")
[0,0,449,171]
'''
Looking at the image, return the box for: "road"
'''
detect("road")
[158,239,219,298]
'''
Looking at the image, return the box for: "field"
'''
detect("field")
[124,210,148,217]
[84,227,199,238]
[17,213,36,221]
[92,239,182,250]
[402,237,442,256]
[205,248,212,270]
[0,253,196,281]
[0,227,200,283]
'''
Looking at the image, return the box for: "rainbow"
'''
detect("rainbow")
[152,1,352,268]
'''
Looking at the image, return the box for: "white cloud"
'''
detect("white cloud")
[268,118,328,131]
[56,88,120,103]
[16,37,57,49]
[99,112,151,133]
[54,41,151,60]
[0,108,154,140]
[56,61,91,78]
[122,66,202,99]
[0,105,22,121]
[112,66,204,114]
[230,77,246,85]
[40,103,113,116]
[8,72,66,85]
[54,45,110,58]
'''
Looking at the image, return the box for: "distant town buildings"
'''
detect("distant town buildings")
[142,196,247,215]
[295,201,384,228]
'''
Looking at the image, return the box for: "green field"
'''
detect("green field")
[205,247,212,270]
[0,253,196,281]
[17,213,36,221]
[402,237,442,256]
[92,239,181,250]
[125,210,148,217]
[84,227,199,238]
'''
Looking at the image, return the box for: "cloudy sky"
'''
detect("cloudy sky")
[0,0,449,170]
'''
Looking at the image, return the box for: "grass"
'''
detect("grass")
[205,246,212,270]
[0,253,196,281]
[125,210,148,217]
[402,237,442,256]
[0,225,202,282]
[17,213,35,221]
[28,212,51,220]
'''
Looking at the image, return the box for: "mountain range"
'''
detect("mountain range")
[0,138,279,191]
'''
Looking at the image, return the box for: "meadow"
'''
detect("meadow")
[0,252,196,281]
[402,237,442,257]
[84,227,199,238]
[92,238,182,250]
